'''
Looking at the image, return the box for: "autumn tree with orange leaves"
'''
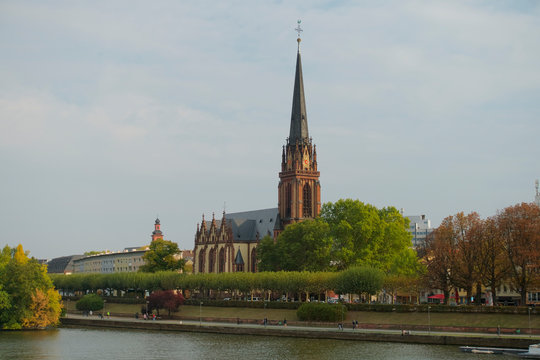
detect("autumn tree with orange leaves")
[496,202,540,304]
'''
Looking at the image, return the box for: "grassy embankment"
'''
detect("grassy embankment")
[63,301,539,329]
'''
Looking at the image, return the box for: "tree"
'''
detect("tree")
[448,212,483,305]
[320,199,413,272]
[139,240,185,273]
[76,294,104,312]
[256,235,280,272]
[147,290,184,317]
[423,227,453,305]
[258,220,332,272]
[496,203,540,304]
[478,217,507,304]
[336,266,384,301]
[0,244,62,329]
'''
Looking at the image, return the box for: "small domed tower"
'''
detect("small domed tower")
[151,218,164,242]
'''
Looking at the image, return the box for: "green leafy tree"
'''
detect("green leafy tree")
[0,244,62,329]
[139,240,185,273]
[336,266,384,301]
[258,220,332,272]
[320,199,413,271]
[257,236,280,272]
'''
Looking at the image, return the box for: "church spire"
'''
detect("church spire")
[289,20,309,145]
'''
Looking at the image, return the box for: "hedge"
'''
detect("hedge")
[297,303,346,322]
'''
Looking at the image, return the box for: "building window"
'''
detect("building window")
[285,183,291,217]
[209,248,216,273]
[218,248,225,273]
[198,250,206,273]
[303,183,312,217]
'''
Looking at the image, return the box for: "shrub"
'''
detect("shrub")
[297,303,346,322]
[75,294,104,312]
[147,290,185,317]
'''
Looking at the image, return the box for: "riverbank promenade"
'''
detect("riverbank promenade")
[61,313,540,349]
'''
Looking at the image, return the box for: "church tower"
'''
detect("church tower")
[276,23,321,235]
[151,218,164,242]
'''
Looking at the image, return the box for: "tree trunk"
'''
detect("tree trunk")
[443,290,450,305]
[475,283,482,306]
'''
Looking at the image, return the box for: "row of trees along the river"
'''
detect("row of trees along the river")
[51,266,385,302]
[422,202,540,305]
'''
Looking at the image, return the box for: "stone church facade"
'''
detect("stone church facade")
[193,35,321,274]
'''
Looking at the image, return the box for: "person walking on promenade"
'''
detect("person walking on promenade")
[284,319,287,327]
[107,311,110,319]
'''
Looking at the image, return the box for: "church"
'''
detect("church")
[193,32,321,274]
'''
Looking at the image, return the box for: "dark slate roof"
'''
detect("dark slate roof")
[289,50,309,145]
[47,255,83,273]
[203,208,278,242]
[225,208,278,241]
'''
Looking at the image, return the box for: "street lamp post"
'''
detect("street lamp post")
[199,301,203,326]
[428,305,431,334]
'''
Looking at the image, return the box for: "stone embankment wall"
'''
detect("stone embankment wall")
[60,317,537,349]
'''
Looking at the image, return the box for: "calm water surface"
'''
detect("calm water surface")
[0,328,515,360]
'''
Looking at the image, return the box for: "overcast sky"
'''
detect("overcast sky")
[1,1,539,260]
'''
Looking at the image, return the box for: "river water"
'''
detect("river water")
[0,328,514,360]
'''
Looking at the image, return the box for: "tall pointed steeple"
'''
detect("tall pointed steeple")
[276,20,321,237]
[289,37,309,145]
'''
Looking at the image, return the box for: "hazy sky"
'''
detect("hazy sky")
[1,1,539,260]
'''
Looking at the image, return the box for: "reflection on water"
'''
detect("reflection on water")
[0,328,515,360]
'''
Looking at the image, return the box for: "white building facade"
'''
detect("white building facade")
[405,214,433,249]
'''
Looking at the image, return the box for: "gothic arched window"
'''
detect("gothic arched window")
[208,248,215,273]
[303,183,312,217]
[218,248,225,273]
[198,249,206,273]
[285,183,292,217]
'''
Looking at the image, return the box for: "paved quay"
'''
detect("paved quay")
[61,314,540,349]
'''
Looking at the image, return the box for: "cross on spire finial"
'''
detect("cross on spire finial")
[295,20,303,37]
[295,20,303,51]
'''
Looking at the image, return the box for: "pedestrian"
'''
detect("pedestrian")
[153,313,156,321]
[355,320,359,329]
[352,320,355,330]
[338,323,343,331]
[89,310,92,316]
[497,325,501,336]
[144,313,147,320]
[107,311,110,319]
[284,319,287,327]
